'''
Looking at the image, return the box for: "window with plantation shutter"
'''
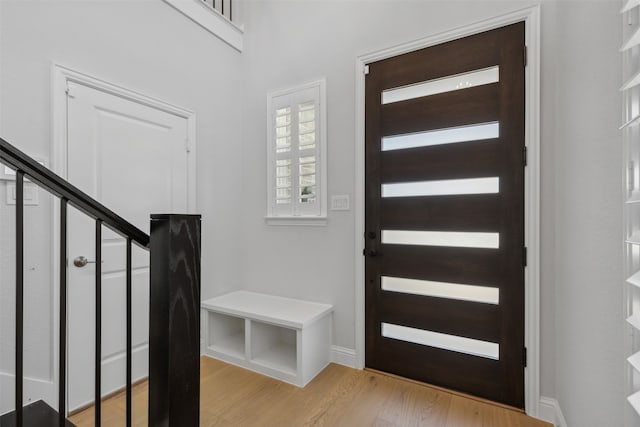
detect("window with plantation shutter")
[622,2,640,424]
[266,79,327,224]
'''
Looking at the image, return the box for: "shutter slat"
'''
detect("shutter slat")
[629,390,640,416]
[627,270,640,289]
[629,351,640,373]
[622,0,640,13]
[622,26,640,52]
[622,70,640,91]
[626,232,640,245]
[627,314,640,330]
[620,114,640,130]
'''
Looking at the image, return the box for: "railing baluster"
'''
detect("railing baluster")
[95,219,102,427]
[221,0,224,18]
[59,198,68,425]
[126,237,132,427]
[15,171,24,427]
[229,0,232,22]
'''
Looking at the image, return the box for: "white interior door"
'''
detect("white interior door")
[64,81,191,411]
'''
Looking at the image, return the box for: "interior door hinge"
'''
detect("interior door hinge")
[523,46,528,67]
[523,347,528,367]
[185,139,191,153]
[523,146,528,167]
[523,246,528,267]
[65,84,75,99]
[364,65,370,75]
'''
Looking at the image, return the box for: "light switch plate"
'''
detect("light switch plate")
[330,195,350,211]
[1,158,48,181]
[6,182,40,206]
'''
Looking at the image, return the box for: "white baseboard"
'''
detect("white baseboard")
[538,396,567,427]
[331,345,357,368]
[0,372,55,415]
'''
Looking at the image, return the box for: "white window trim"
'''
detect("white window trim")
[265,79,328,226]
[163,0,244,52]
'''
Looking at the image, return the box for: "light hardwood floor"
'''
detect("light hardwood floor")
[70,356,552,427]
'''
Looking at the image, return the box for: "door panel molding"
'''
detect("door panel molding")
[50,64,197,414]
[354,5,540,416]
[380,83,500,136]
[380,139,501,182]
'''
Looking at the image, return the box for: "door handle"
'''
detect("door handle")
[73,256,103,268]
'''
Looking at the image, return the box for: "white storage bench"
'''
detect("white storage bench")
[201,291,333,387]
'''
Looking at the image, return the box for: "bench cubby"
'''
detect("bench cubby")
[201,291,333,387]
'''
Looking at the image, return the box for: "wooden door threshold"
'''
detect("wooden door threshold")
[364,368,525,414]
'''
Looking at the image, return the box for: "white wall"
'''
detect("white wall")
[0,0,626,425]
[240,0,622,425]
[552,2,623,426]
[0,0,244,411]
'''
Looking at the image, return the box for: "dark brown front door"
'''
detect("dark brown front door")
[365,22,525,408]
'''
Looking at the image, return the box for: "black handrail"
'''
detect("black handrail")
[0,136,147,427]
[2,136,201,427]
[0,137,149,247]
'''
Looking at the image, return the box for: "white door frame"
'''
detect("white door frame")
[353,5,541,416]
[49,64,197,413]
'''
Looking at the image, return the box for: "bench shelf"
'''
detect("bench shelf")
[201,291,333,387]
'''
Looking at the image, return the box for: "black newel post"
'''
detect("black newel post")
[149,214,201,427]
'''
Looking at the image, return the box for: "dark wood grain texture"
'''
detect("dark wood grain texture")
[365,22,526,408]
[149,214,201,427]
[379,291,501,342]
[381,83,500,136]
[381,139,501,183]
[381,194,501,232]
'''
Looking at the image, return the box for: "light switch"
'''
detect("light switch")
[330,195,350,211]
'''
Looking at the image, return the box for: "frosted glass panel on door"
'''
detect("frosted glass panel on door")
[382,66,499,105]
[382,177,499,198]
[382,276,499,304]
[382,230,499,249]
[382,323,499,360]
[382,122,499,151]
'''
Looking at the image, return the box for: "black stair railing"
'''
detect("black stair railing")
[204,0,233,22]
[0,137,201,427]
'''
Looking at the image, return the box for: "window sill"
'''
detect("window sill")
[163,0,244,52]
[264,216,327,226]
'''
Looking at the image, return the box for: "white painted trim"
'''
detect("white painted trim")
[353,4,541,416]
[264,216,327,226]
[51,64,198,214]
[330,345,357,368]
[162,0,244,52]
[538,396,568,427]
[0,1,2,137]
[0,373,55,416]
[266,78,328,222]
[50,63,198,414]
